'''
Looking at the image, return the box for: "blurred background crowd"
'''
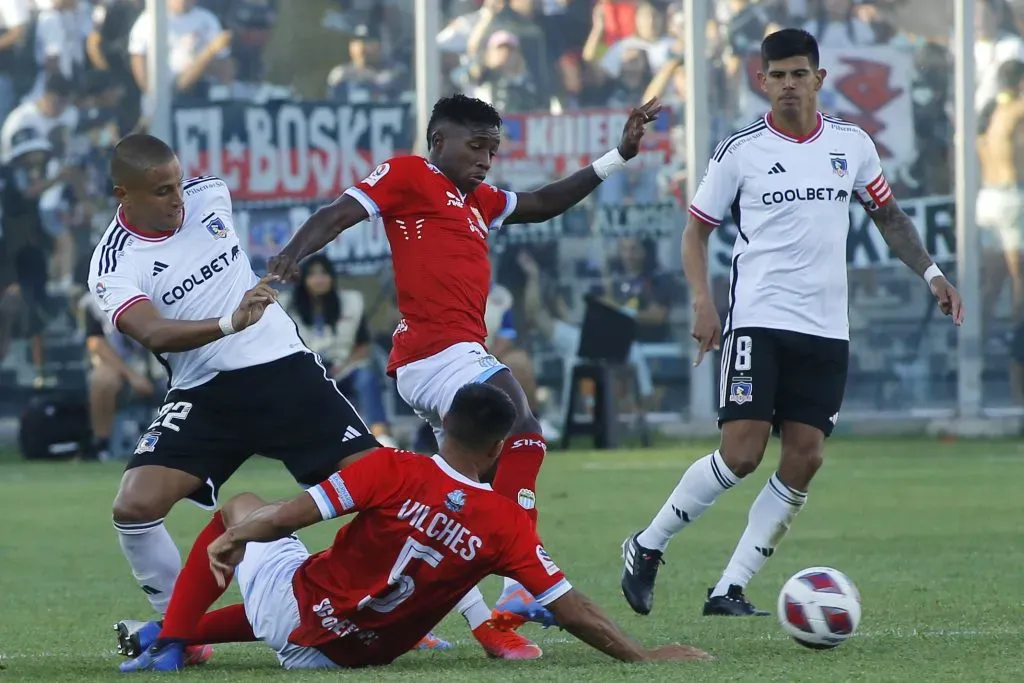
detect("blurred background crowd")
[1,0,1022,459]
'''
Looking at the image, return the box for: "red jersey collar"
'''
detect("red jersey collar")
[117,206,179,242]
[765,111,824,144]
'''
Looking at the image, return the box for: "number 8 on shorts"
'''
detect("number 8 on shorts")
[718,328,778,424]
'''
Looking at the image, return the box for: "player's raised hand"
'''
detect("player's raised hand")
[231,275,280,332]
[617,98,663,160]
[691,296,722,367]
[267,251,301,283]
[207,533,246,588]
[645,643,714,662]
[929,275,964,326]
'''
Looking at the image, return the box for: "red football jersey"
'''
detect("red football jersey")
[290,448,570,667]
[343,156,518,374]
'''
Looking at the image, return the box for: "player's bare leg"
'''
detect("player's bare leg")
[112,465,214,665]
[708,420,822,615]
[623,420,771,616]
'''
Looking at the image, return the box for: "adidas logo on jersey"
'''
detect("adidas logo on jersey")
[341,426,362,442]
[152,261,169,276]
[767,162,787,175]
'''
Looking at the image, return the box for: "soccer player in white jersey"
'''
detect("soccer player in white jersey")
[621,29,964,617]
[87,135,381,664]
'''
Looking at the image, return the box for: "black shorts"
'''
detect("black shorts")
[718,327,849,437]
[126,352,380,508]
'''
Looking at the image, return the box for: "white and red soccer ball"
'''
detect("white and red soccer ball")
[777,566,861,649]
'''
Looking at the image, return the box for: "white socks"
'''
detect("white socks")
[114,518,182,615]
[712,473,806,597]
[637,450,739,551]
[455,585,491,630]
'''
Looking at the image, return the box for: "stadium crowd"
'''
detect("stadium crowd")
[0,0,1020,460]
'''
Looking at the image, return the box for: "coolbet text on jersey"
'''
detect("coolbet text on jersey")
[689,113,893,340]
[87,176,306,390]
[293,447,570,666]
[343,156,518,375]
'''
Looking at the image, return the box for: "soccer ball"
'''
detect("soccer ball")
[777,566,861,649]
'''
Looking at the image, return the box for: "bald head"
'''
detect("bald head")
[111,134,177,189]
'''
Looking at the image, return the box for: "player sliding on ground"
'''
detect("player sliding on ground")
[621,29,964,617]
[118,383,710,672]
[268,93,661,658]
[86,135,383,666]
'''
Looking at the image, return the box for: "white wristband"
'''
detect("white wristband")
[923,264,944,283]
[592,148,627,180]
[218,315,236,336]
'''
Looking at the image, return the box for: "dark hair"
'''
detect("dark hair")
[997,59,1024,92]
[761,28,819,70]
[444,384,516,451]
[426,93,502,150]
[43,72,74,98]
[110,134,176,187]
[292,254,341,328]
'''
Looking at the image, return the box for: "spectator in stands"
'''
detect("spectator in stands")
[326,23,410,104]
[803,0,877,46]
[584,1,674,80]
[466,0,551,100]
[79,290,158,461]
[600,237,675,343]
[975,0,1024,112]
[281,254,396,446]
[30,0,90,102]
[457,30,546,113]
[978,59,1024,403]
[0,0,31,120]
[1,72,81,295]
[87,0,144,134]
[516,250,655,412]
[206,0,290,103]
[128,0,233,103]
[0,134,61,388]
[1,72,77,166]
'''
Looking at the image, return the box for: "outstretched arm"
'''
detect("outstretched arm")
[505,99,663,225]
[206,490,324,587]
[267,194,369,281]
[868,200,964,324]
[547,589,711,663]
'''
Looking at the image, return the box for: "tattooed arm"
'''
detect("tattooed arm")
[868,199,964,325]
[867,200,935,277]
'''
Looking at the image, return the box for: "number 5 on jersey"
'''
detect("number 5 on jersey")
[358,536,444,613]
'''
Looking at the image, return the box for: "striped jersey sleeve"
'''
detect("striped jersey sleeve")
[689,128,753,226]
[87,226,149,331]
[852,131,893,210]
[305,447,405,520]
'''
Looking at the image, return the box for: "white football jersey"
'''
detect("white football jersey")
[690,112,893,341]
[87,176,307,390]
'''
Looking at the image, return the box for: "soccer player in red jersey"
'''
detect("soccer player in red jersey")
[118,384,710,672]
[267,94,662,656]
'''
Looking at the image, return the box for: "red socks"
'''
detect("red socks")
[189,604,255,644]
[160,512,235,641]
[491,432,546,526]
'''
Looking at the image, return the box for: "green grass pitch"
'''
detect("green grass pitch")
[1,438,1022,682]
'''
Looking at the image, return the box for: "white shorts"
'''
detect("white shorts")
[236,536,338,670]
[978,186,1024,252]
[395,342,508,445]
